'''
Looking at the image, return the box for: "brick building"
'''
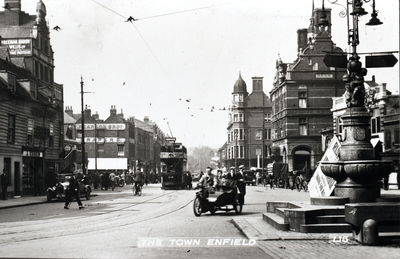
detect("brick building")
[66,105,166,173]
[224,74,273,169]
[270,7,346,172]
[74,106,135,171]
[0,0,64,196]
[132,116,166,173]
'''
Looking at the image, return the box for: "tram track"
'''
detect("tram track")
[0,190,191,244]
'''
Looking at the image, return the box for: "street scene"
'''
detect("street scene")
[0,0,399,258]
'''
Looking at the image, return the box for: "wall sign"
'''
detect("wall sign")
[1,38,32,56]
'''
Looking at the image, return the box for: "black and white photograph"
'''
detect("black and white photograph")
[0,0,399,258]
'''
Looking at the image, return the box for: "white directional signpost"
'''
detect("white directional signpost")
[308,136,342,198]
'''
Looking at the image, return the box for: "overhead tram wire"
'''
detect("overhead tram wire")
[89,0,165,72]
[137,4,222,21]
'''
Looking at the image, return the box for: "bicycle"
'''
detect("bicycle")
[132,182,143,196]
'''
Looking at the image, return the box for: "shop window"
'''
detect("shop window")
[385,130,392,149]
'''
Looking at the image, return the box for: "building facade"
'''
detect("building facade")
[270,7,346,172]
[0,0,64,196]
[225,74,273,169]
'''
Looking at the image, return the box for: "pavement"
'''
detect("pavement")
[0,187,125,210]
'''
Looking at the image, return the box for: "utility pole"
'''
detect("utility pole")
[80,76,86,174]
[234,131,238,173]
[261,92,265,172]
[94,117,97,176]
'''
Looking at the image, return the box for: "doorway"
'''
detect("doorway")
[14,162,20,196]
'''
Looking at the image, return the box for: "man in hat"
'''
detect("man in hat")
[198,167,214,188]
[64,173,84,210]
[1,168,8,200]
[234,165,246,205]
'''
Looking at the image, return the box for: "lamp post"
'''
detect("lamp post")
[320,0,392,202]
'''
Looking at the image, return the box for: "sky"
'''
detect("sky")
[20,0,399,149]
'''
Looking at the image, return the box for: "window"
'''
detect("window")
[239,129,244,140]
[371,117,381,134]
[239,146,245,158]
[394,129,400,148]
[48,123,54,147]
[299,118,308,136]
[299,92,307,108]
[233,114,238,122]
[234,129,238,140]
[7,114,16,144]
[313,62,319,71]
[336,117,343,134]
[265,129,272,140]
[35,61,39,78]
[239,113,244,122]
[255,129,262,140]
[118,145,125,156]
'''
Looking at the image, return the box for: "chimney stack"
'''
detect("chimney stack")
[4,0,21,25]
[84,105,91,117]
[251,77,263,92]
[65,106,74,117]
[297,29,308,52]
[92,112,99,120]
[144,116,150,123]
[110,105,117,116]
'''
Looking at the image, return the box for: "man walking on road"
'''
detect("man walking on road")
[109,171,116,191]
[64,174,84,209]
[133,167,144,195]
[1,169,8,200]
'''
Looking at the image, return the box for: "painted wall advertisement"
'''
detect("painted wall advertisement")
[1,38,32,56]
[308,135,341,198]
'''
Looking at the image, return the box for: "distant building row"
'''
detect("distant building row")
[64,105,167,174]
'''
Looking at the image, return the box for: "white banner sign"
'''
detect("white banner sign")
[76,137,125,143]
[76,123,126,130]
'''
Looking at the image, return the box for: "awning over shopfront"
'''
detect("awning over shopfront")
[88,158,128,170]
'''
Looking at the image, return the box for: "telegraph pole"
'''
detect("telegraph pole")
[80,76,86,174]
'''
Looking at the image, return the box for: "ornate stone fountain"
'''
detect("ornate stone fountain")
[320,54,392,203]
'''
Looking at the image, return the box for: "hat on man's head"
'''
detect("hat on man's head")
[239,165,244,169]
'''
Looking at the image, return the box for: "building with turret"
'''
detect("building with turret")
[270,7,346,172]
[224,74,272,169]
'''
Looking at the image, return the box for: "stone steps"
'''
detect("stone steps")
[262,212,289,231]
[315,215,346,224]
[300,223,352,233]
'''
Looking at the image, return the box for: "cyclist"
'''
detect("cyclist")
[133,167,144,196]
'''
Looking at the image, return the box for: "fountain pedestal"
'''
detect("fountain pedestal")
[320,107,392,203]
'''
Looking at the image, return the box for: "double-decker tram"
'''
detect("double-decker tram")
[160,137,187,189]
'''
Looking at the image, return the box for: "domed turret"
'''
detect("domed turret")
[233,73,247,93]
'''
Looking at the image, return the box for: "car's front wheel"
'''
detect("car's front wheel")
[46,192,53,202]
[86,189,91,200]
[193,197,202,217]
